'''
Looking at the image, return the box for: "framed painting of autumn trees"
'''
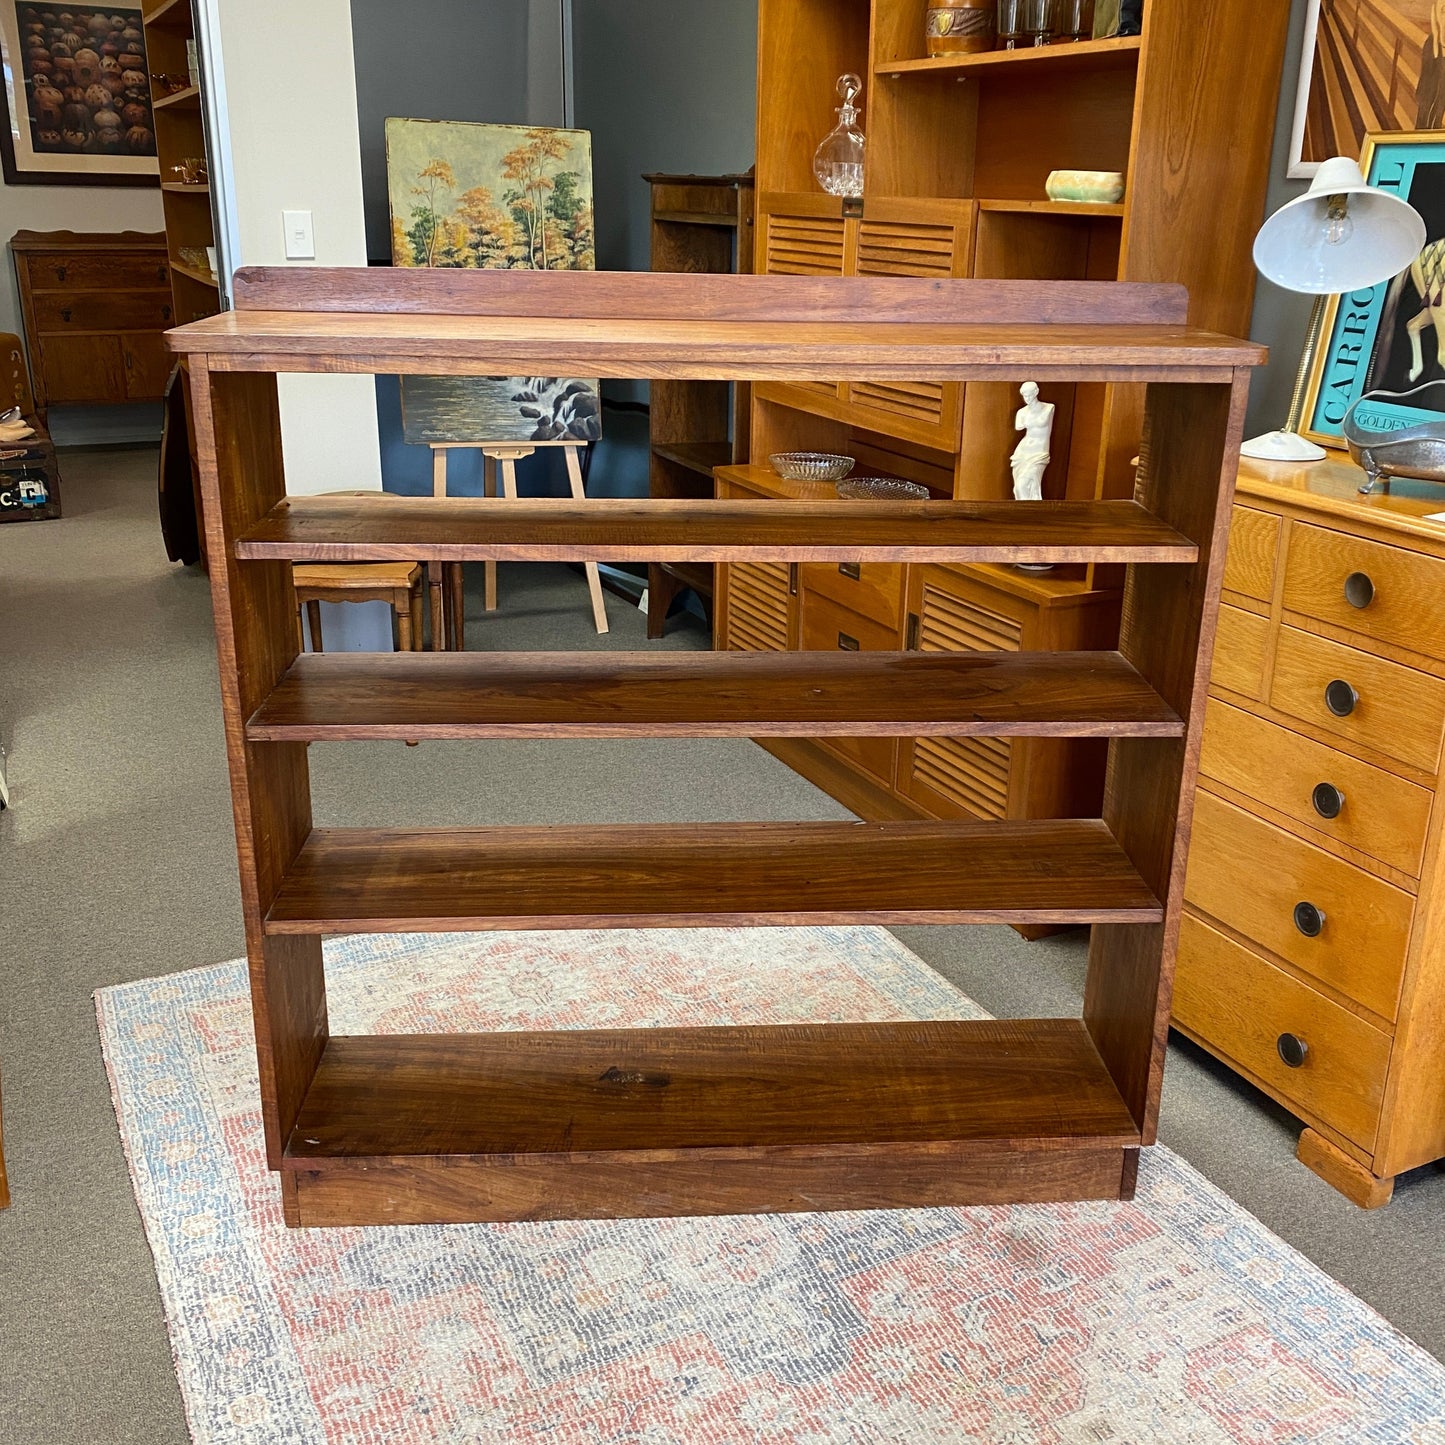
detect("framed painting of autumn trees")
[385,118,600,444]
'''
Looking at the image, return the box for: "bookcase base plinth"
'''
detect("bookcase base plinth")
[283,1145,1137,1228]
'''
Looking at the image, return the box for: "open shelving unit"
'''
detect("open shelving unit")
[168,266,1259,1228]
[727,0,1288,852]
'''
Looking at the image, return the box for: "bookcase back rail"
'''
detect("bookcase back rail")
[230,267,1189,326]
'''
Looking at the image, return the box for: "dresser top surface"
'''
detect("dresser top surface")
[1239,454,1445,550]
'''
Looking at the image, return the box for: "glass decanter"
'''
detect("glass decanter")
[813,73,866,199]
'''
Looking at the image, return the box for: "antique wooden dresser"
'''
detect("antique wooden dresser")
[10,230,173,422]
[1175,456,1445,1208]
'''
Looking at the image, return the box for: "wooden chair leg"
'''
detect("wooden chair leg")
[483,453,498,613]
[565,445,609,635]
[427,562,446,650]
[0,1067,10,1210]
[447,563,465,650]
[409,579,424,651]
[305,599,323,653]
[394,589,413,652]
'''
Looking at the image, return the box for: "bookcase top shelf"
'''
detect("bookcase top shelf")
[165,269,1262,380]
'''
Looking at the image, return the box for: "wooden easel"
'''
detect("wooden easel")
[430,440,608,647]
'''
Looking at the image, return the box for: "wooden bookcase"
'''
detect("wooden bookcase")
[169,267,1260,1228]
[645,172,755,637]
[726,0,1288,840]
[142,0,220,326]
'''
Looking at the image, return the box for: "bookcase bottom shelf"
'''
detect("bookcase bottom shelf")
[280,1022,1142,1226]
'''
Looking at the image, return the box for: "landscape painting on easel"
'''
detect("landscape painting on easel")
[386,117,601,444]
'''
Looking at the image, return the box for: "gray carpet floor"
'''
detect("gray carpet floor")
[1,450,1441,1444]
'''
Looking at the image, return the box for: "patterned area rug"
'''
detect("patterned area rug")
[97,929,1445,1445]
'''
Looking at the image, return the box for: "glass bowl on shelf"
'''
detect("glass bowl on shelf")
[836,477,931,500]
[769,452,856,482]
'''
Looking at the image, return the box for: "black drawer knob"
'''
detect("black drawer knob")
[1294,901,1326,938]
[1312,782,1345,820]
[1344,572,1376,609]
[838,562,861,581]
[1277,1033,1309,1069]
[837,631,860,652]
[1325,679,1358,717]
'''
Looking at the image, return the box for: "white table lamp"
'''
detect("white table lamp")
[1241,156,1427,462]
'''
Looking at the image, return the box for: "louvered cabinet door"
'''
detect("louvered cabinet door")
[898,568,1027,821]
[758,194,849,404]
[715,478,798,652]
[846,200,975,450]
[718,562,796,652]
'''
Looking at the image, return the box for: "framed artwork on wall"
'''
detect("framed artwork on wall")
[0,2,159,186]
[385,118,600,446]
[1299,131,1445,446]
[1289,1,1444,179]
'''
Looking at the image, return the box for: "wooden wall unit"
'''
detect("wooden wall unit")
[723,0,1288,840]
[9,231,172,422]
[1175,457,1445,1209]
[168,265,1259,1227]
[143,0,221,326]
[646,173,755,636]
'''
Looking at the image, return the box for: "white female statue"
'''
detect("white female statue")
[1010,381,1055,502]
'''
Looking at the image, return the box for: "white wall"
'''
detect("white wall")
[209,0,384,648]
[212,0,381,499]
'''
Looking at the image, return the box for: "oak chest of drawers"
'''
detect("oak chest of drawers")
[10,230,173,421]
[1175,456,1445,1207]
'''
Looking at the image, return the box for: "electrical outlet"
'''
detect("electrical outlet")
[283,210,315,260]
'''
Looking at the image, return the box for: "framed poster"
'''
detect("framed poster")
[1300,132,1445,446]
[0,2,158,186]
[1289,1,1441,179]
[386,118,599,445]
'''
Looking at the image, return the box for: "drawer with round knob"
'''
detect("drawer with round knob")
[1184,791,1413,1020]
[32,291,174,333]
[1198,700,1433,877]
[1283,522,1445,664]
[1268,625,1445,773]
[1174,913,1393,1152]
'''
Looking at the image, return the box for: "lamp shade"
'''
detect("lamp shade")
[1253,156,1427,296]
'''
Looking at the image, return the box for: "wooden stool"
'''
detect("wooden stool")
[294,562,426,652]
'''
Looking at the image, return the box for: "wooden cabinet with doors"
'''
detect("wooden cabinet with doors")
[1174,456,1445,1209]
[718,0,1289,847]
[9,231,172,421]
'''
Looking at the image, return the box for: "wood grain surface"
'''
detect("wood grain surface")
[284,1020,1140,1165]
[229,267,1186,324]
[234,497,1199,565]
[263,820,1163,934]
[287,1145,1132,1227]
[246,650,1184,741]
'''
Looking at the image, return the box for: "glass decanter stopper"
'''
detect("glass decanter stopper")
[813,73,866,199]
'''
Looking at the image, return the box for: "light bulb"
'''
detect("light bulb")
[1324,196,1354,247]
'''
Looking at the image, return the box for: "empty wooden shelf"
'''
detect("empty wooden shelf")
[167,266,1260,1228]
[247,650,1185,741]
[234,496,1199,565]
[265,820,1163,934]
[286,1022,1140,1226]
